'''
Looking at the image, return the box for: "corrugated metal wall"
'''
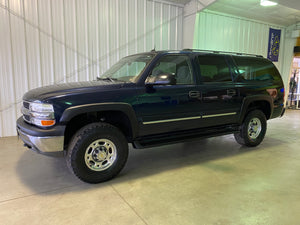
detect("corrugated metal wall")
[0,0,184,137]
[193,10,297,101]
[193,10,286,72]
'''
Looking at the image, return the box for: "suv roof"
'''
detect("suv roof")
[149,49,263,58]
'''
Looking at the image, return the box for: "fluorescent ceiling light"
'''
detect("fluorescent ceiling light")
[260,0,278,6]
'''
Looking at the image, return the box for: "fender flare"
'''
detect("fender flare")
[238,95,273,124]
[60,102,139,138]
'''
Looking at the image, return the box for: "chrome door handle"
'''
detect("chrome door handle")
[189,91,200,98]
[227,89,236,96]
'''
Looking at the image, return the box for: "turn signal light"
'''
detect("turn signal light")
[41,120,55,126]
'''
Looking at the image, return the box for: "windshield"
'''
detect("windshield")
[99,54,154,83]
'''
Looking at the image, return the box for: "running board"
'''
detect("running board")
[133,124,240,149]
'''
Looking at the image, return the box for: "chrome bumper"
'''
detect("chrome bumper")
[17,128,64,157]
[16,117,65,156]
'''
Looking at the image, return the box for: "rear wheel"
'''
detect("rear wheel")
[66,122,128,183]
[234,110,267,147]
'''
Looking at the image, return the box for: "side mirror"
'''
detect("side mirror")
[146,73,176,85]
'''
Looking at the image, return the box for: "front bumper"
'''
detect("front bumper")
[16,117,65,157]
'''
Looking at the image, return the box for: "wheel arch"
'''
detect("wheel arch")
[60,103,139,148]
[239,96,273,124]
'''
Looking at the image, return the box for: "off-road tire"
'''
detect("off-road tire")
[234,110,267,147]
[66,122,128,183]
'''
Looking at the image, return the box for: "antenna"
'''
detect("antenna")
[151,45,156,52]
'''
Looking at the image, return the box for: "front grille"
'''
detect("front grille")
[23,115,30,122]
[23,101,30,109]
[22,101,31,123]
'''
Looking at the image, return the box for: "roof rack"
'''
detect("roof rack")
[182,49,263,58]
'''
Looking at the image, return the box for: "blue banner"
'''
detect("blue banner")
[267,28,281,62]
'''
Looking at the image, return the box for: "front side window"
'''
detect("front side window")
[100,54,154,83]
[198,55,232,82]
[146,55,194,85]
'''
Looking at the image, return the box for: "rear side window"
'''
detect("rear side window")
[198,55,232,82]
[233,56,280,81]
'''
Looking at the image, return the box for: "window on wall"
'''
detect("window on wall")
[147,55,194,85]
[233,56,279,81]
[197,55,232,82]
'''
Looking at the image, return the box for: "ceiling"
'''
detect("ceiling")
[165,0,300,26]
[203,0,300,26]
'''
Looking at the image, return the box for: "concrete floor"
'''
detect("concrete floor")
[0,110,300,225]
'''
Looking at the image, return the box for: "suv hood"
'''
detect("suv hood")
[23,80,126,102]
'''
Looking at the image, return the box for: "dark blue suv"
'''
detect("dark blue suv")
[17,50,285,183]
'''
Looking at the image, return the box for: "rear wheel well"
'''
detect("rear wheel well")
[247,101,271,119]
[63,111,133,150]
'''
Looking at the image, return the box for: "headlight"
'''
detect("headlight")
[22,101,56,127]
[30,102,54,112]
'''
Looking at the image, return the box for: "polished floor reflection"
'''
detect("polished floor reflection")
[0,110,299,225]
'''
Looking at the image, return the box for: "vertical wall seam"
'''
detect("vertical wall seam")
[106,0,110,69]
[126,0,129,56]
[49,0,55,84]
[7,0,18,124]
[116,0,120,61]
[160,3,163,49]
[98,0,101,75]
[152,0,155,49]
[144,0,146,52]
[168,4,171,49]
[21,0,29,92]
[72,0,78,81]
[135,0,138,53]
[36,0,43,86]
[85,0,89,80]
[75,0,79,82]
[175,7,178,49]
[62,0,67,83]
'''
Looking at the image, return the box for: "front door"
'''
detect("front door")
[134,54,201,136]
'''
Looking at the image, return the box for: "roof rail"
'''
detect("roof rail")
[182,49,263,58]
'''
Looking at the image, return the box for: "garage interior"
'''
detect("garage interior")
[1,0,300,224]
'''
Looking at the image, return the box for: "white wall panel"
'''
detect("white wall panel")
[193,9,297,103]
[24,0,42,89]
[0,0,183,137]
[0,3,17,137]
[51,0,66,83]
[63,0,76,83]
[193,10,285,71]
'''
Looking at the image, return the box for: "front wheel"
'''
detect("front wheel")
[66,122,128,183]
[234,110,267,147]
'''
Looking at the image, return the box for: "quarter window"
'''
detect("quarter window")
[233,56,278,81]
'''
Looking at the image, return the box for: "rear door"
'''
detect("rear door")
[194,54,242,127]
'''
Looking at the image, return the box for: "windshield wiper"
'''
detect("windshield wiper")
[97,77,118,83]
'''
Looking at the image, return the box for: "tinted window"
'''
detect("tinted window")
[198,55,232,82]
[147,55,194,85]
[233,56,279,81]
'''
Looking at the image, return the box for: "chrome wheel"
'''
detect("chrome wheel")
[84,139,117,171]
[247,118,262,140]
